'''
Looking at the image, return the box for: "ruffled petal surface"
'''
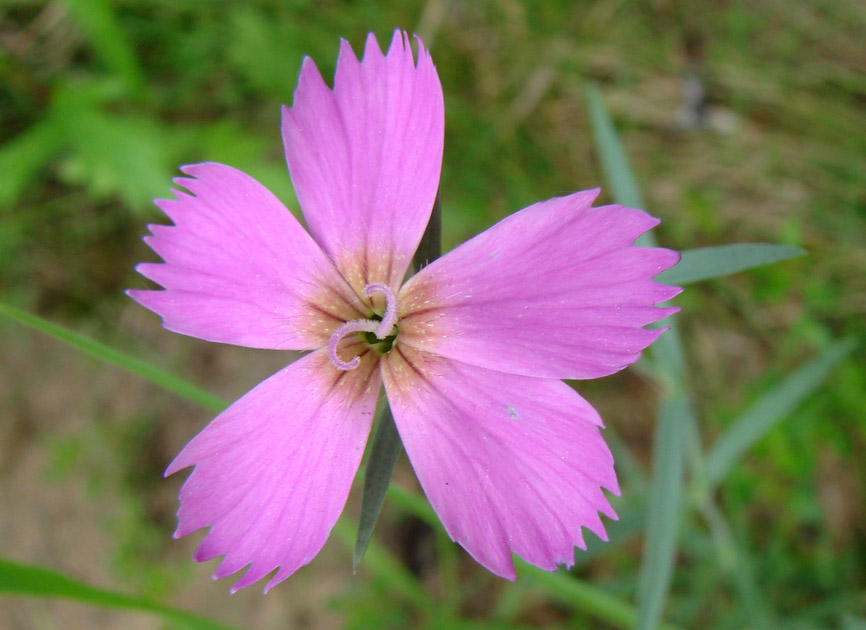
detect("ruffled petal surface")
[129,162,363,350]
[382,345,619,579]
[281,30,444,292]
[166,349,380,592]
[398,191,681,379]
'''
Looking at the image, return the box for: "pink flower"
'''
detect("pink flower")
[129,30,680,593]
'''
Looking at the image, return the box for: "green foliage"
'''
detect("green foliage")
[2,1,864,629]
[0,302,225,413]
[705,339,856,488]
[657,244,806,287]
[0,558,236,630]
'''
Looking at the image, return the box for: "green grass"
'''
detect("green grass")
[1,0,864,628]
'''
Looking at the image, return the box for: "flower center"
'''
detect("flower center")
[327,283,398,371]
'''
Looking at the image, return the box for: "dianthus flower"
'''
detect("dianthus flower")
[129,30,680,593]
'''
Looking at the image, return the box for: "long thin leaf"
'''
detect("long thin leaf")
[656,243,805,286]
[0,558,236,630]
[586,84,645,211]
[695,497,775,626]
[0,302,226,413]
[587,84,691,630]
[634,395,689,630]
[518,562,684,630]
[705,339,855,488]
[353,406,403,571]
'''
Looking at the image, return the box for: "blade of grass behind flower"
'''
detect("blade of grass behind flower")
[657,243,806,286]
[586,84,645,212]
[587,84,690,630]
[0,302,225,413]
[0,558,236,630]
[634,395,689,630]
[694,497,775,626]
[704,338,855,489]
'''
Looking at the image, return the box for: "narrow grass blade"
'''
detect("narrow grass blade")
[696,497,775,626]
[0,558,236,630]
[517,561,685,630]
[587,85,691,630]
[657,243,805,285]
[354,406,403,572]
[705,339,855,488]
[0,302,225,413]
[635,395,689,630]
[586,84,645,211]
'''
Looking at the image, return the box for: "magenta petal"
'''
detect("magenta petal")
[128,162,362,350]
[167,349,380,593]
[382,346,619,579]
[398,191,682,379]
[281,30,444,292]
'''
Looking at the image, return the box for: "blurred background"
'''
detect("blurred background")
[1,1,864,628]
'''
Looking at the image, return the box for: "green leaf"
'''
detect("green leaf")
[517,561,684,630]
[634,395,690,630]
[587,84,691,630]
[0,557,236,630]
[0,121,63,207]
[0,302,226,413]
[656,243,806,285]
[705,339,855,488]
[695,497,775,626]
[354,406,403,572]
[62,0,145,95]
[50,83,173,211]
[586,84,645,211]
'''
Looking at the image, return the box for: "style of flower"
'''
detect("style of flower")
[129,30,680,593]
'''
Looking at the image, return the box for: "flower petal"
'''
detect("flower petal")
[398,191,681,379]
[281,30,444,293]
[166,348,380,593]
[128,162,363,350]
[381,345,619,579]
